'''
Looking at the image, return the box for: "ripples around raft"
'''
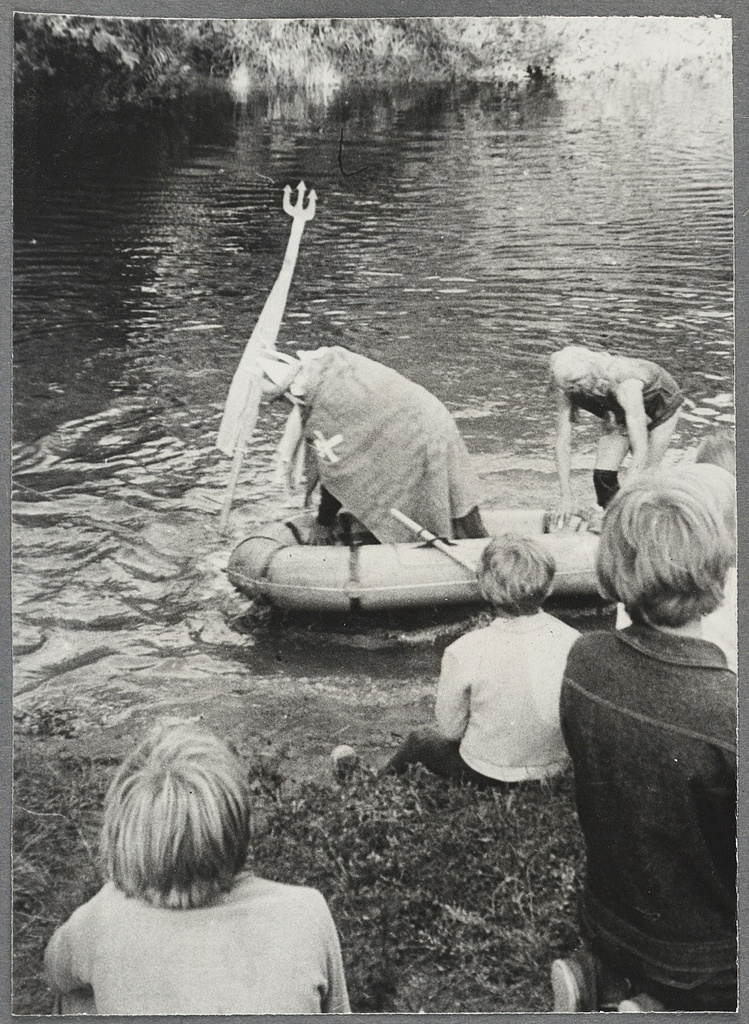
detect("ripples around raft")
[12,75,734,737]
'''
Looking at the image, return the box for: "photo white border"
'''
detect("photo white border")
[2,2,745,1020]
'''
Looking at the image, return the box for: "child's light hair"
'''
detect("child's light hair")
[695,427,735,477]
[668,463,736,545]
[597,473,734,627]
[101,722,251,910]
[478,534,556,616]
[550,345,612,396]
[550,344,655,402]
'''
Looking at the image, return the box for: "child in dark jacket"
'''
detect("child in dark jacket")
[552,471,736,1012]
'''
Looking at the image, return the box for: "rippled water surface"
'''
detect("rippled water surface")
[13,76,734,747]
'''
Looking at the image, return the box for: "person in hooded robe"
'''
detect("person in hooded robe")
[259,346,488,546]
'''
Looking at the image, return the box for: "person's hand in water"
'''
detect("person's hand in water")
[553,497,575,531]
[550,502,603,534]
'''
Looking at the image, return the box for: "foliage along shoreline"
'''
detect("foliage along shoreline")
[15,14,729,172]
[14,16,560,106]
[14,15,567,171]
[15,13,730,114]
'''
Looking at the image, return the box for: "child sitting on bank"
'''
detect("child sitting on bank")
[553,474,736,1012]
[44,722,350,1015]
[615,428,737,670]
[384,534,580,785]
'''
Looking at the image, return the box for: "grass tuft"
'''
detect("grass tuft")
[256,765,584,1011]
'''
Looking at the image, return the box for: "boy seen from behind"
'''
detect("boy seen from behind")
[553,474,736,1012]
[44,723,350,1015]
[385,534,580,785]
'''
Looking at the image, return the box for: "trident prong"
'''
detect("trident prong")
[283,181,316,222]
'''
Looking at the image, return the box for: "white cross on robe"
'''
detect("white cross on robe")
[312,431,344,464]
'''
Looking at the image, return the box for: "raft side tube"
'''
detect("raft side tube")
[227,511,599,612]
[482,509,548,535]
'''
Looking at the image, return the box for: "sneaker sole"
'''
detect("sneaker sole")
[551,959,581,1013]
[618,996,666,1012]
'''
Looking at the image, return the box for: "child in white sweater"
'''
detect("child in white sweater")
[385,534,580,785]
[44,722,350,1015]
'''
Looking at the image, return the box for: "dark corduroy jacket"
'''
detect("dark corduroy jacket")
[560,626,736,982]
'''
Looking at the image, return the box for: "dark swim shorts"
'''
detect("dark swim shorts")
[569,369,683,433]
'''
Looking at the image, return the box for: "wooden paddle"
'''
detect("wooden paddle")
[217,182,316,533]
[389,508,479,573]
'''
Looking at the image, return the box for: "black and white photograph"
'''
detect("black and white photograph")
[10,10,738,1015]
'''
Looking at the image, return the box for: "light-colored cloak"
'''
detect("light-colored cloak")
[301,347,481,543]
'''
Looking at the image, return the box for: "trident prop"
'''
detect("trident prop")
[217,182,316,532]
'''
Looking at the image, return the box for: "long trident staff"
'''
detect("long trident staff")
[217,182,316,532]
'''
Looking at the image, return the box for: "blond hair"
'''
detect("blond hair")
[478,534,556,616]
[695,428,735,476]
[550,344,656,401]
[101,723,251,909]
[597,473,734,627]
[549,345,612,396]
[667,464,736,545]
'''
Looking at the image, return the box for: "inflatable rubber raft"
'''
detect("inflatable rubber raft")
[227,509,599,613]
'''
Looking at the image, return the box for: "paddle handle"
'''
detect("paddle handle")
[389,508,478,573]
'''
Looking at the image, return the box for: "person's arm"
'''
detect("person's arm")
[318,898,351,1013]
[435,646,471,740]
[44,903,95,997]
[614,378,649,476]
[554,389,575,516]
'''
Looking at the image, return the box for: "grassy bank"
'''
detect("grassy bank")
[14,734,584,1013]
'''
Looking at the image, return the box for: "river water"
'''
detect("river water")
[12,74,734,769]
